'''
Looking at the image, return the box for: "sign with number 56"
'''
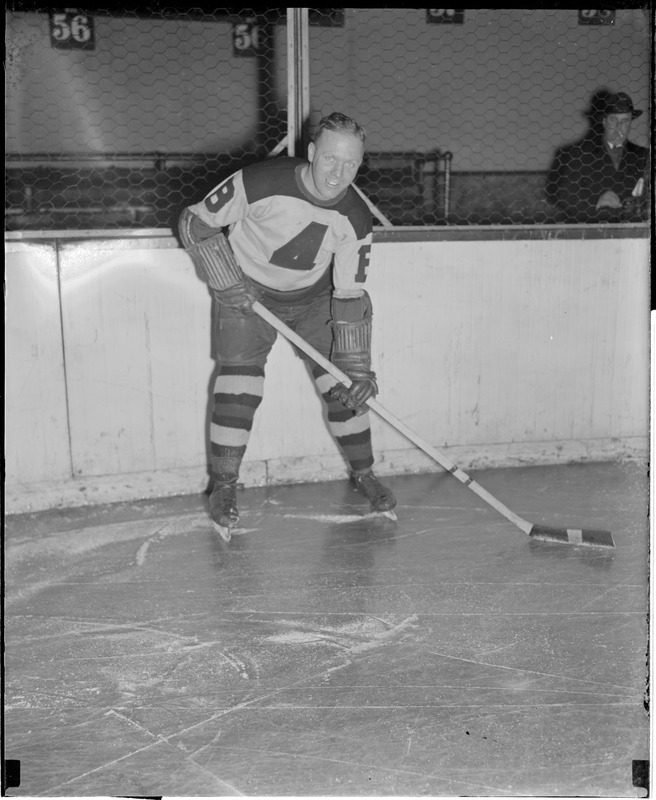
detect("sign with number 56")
[49,11,95,50]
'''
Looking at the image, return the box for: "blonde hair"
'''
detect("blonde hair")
[313,112,366,145]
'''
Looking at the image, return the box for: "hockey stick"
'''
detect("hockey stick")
[252,300,615,549]
[352,184,394,228]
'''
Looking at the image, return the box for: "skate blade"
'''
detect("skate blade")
[212,521,233,542]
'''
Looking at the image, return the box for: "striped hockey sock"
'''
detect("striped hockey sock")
[210,364,264,480]
[311,363,374,472]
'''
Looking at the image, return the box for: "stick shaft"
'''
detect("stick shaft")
[352,184,394,228]
[252,300,531,534]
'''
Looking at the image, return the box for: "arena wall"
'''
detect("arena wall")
[5,229,649,513]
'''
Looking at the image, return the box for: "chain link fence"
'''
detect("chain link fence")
[6,7,651,231]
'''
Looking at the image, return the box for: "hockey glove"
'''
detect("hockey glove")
[330,372,378,416]
[330,293,378,414]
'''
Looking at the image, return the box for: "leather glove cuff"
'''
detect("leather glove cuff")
[213,279,261,313]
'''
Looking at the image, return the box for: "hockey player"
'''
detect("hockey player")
[179,112,396,536]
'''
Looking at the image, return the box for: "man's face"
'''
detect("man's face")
[306,129,364,200]
[603,112,633,147]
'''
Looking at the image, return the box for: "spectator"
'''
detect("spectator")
[546,91,649,222]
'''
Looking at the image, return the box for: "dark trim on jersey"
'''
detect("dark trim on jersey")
[242,157,305,206]
[339,185,372,241]
[241,157,372,241]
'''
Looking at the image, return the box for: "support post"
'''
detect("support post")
[287,8,310,157]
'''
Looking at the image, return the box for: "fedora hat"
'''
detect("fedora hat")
[602,91,643,118]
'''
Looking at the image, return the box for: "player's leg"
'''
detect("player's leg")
[209,302,276,528]
[296,292,396,513]
[309,362,396,512]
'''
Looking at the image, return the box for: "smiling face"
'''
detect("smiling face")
[303,129,365,201]
[603,112,633,148]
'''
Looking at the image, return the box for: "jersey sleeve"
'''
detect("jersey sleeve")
[332,191,373,299]
[187,170,249,229]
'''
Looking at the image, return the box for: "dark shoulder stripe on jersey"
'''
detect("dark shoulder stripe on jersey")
[242,157,306,204]
[241,156,372,239]
[337,186,373,240]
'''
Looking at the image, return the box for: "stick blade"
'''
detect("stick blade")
[529,524,615,549]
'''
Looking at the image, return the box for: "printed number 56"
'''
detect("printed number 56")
[51,13,92,43]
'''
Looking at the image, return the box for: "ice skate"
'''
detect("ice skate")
[209,479,239,542]
[352,469,397,520]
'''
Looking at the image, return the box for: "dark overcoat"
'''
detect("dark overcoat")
[546,134,649,222]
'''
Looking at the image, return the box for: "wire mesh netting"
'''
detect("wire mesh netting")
[5,7,651,231]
